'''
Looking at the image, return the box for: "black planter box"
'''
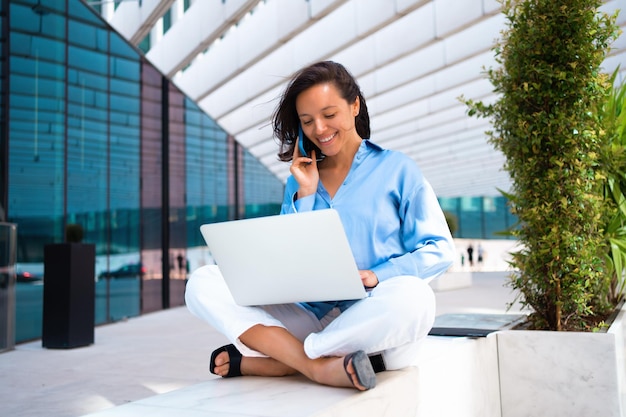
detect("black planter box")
[42,243,95,348]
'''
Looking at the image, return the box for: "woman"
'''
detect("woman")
[185,61,454,391]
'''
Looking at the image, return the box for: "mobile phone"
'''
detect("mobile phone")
[298,125,325,162]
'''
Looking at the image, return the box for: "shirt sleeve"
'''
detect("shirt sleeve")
[280,177,315,214]
[370,179,455,283]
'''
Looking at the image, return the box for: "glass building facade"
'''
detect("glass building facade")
[3,0,284,343]
[439,196,517,240]
[1,0,515,345]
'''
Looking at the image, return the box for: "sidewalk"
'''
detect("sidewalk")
[0,271,523,417]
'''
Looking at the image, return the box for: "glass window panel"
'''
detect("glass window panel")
[106,31,141,320]
[11,73,63,99]
[110,93,140,114]
[11,55,64,80]
[243,150,283,218]
[67,68,108,92]
[12,2,66,38]
[137,34,150,55]
[438,197,457,212]
[457,197,483,238]
[110,77,139,95]
[68,0,105,25]
[68,45,107,74]
[110,105,139,124]
[9,80,65,240]
[29,0,66,14]
[69,20,100,50]
[483,196,497,212]
[110,31,138,60]
[484,196,509,238]
[140,62,163,313]
[9,0,67,249]
[461,196,481,211]
[163,10,172,34]
[111,56,140,81]
[185,98,230,247]
[10,34,66,65]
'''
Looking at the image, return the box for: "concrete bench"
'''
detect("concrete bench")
[81,335,501,417]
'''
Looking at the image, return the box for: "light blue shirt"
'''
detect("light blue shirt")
[281,140,455,319]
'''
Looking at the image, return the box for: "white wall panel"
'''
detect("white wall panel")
[292,2,359,65]
[417,105,468,130]
[434,0,484,37]
[373,99,430,131]
[109,0,174,44]
[433,52,494,92]
[216,86,282,138]
[146,0,253,77]
[482,0,501,14]
[309,0,348,19]
[355,0,397,37]
[176,38,240,101]
[198,45,294,121]
[175,1,305,100]
[368,76,436,116]
[444,14,504,64]
[373,3,436,65]
[250,135,281,156]
[237,2,281,66]
[236,122,274,149]
[394,0,429,15]
[277,0,312,41]
[356,72,376,101]
[373,41,445,93]
[329,37,378,76]
[373,119,421,143]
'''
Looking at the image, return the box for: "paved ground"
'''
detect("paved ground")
[0,271,524,417]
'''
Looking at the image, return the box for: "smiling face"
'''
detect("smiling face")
[295,83,361,158]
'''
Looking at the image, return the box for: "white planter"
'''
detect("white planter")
[497,303,626,417]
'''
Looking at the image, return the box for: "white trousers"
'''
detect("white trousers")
[185,265,436,370]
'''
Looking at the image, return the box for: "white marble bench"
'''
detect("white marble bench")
[81,367,420,417]
[81,335,502,417]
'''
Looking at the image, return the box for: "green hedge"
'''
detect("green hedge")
[464,0,620,330]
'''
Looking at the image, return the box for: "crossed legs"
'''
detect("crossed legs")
[212,325,372,390]
[185,265,435,391]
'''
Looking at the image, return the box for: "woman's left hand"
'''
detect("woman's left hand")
[359,270,379,289]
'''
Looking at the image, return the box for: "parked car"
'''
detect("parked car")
[16,271,43,284]
[98,263,145,280]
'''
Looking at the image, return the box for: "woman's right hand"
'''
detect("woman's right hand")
[291,138,319,199]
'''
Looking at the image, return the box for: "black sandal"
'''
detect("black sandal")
[209,344,243,378]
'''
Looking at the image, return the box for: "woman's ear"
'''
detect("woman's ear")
[352,96,360,117]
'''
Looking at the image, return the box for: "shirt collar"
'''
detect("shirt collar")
[355,139,384,160]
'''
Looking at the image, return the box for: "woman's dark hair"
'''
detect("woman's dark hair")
[273,61,370,162]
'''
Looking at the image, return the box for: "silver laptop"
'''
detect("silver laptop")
[199,209,367,306]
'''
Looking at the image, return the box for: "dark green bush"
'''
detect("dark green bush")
[443,211,458,237]
[598,71,626,307]
[65,223,84,243]
[464,0,620,330]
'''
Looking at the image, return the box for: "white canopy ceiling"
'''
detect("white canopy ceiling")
[101,0,626,197]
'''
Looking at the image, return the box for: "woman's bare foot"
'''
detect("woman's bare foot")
[310,352,376,391]
[212,348,375,391]
[233,325,376,390]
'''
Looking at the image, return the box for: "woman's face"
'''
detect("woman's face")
[295,82,360,158]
